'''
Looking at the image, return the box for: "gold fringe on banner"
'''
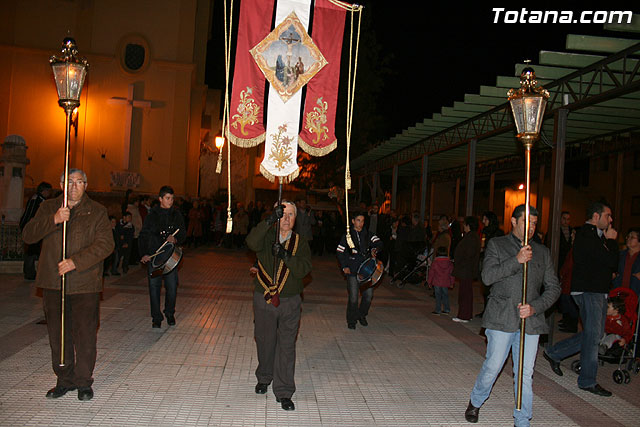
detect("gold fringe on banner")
[297,136,337,157]
[259,164,300,184]
[225,128,266,148]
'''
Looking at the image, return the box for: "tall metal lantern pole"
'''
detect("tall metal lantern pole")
[49,37,89,367]
[507,66,549,410]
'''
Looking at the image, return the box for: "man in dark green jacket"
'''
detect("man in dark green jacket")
[246,201,312,411]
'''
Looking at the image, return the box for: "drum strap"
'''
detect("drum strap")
[256,232,300,307]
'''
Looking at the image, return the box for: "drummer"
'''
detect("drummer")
[139,186,186,328]
[337,211,383,329]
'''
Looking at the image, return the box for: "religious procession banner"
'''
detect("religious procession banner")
[252,0,326,182]
[227,0,274,147]
[230,0,351,182]
[298,0,346,157]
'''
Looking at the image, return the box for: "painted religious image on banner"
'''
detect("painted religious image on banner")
[251,12,327,103]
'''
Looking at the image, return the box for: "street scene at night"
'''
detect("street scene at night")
[2,1,640,426]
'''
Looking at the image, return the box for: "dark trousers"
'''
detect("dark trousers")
[148,268,178,323]
[23,242,41,279]
[42,289,100,388]
[253,291,301,399]
[457,278,474,320]
[113,246,132,273]
[346,275,373,325]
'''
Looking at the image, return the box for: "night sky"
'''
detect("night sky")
[206,2,638,147]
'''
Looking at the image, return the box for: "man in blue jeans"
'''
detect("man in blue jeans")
[139,186,186,328]
[543,201,618,397]
[465,205,560,426]
[337,211,383,329]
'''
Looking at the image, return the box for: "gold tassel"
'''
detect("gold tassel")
[346,230,355,249]
[226,210,233,234]
[216,153,222,174]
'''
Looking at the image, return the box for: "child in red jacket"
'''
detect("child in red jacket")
[600,295,633,357]
[428,246,455,315]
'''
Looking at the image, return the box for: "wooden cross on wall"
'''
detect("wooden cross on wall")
[108,84,155,170]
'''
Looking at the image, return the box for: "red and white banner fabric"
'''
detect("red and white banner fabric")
[298,0,346,157]
[227,0,274,147]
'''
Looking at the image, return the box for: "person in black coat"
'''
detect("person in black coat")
[336,212,383,329]
[139,186,186,328]
[19,181,52,280]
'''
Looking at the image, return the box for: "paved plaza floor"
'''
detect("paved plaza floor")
[1,247,640,426]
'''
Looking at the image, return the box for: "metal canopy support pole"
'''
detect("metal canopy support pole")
[615,152,624,230]
[391,165,398,211]
[549,109,568,273]
[454,177,460,219]
[465,139,477,216]
[372,172,378,204]
[489,172,495,212]
[429,181,435,230]
[420,154,428,223]
[548,108,568,348]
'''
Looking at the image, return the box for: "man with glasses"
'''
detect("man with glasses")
[246,201,312,411]
[23,169,114,401]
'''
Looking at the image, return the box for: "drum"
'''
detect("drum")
[356,257,385,288]
[150,242,183,277]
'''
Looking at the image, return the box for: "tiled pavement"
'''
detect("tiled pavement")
[1,247,640,426]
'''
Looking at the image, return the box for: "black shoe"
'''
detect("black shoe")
[77,387,94,401]
[276,397,295,411]
[122,268,128,274]
[111,271,120,276]
[46,385,76,399]
[579,384,612,397]
[431,311,440,315]
[255,383,268,394]
[347,323,356,330]
[464,400,479,423]
[358,317,368,326]
[152,321,161,328]
[167,315,176,326]
[543,352,563,376]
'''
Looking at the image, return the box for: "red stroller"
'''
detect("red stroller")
[571,287,640,384]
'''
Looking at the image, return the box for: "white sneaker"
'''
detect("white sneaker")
[452,317,469,323]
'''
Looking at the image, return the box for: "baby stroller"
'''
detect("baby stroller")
[570,287,640,384]
[391,244,432,289]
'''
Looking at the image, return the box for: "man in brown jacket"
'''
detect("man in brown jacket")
[22,169,113,401]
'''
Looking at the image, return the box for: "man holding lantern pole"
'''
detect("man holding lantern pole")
[464,204,560,426]
[22,169,113,401]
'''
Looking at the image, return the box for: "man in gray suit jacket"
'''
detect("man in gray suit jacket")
[464,205,560,427]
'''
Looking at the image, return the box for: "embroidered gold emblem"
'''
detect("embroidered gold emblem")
[231,87,260,135]
[305,97,329,144]
[268,124,294,170]
[250,12,327,103]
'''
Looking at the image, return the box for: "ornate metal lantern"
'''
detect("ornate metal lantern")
[50,37,89,112]
[508,67,549,147]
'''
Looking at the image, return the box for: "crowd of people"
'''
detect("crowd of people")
[17,178,640,424]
